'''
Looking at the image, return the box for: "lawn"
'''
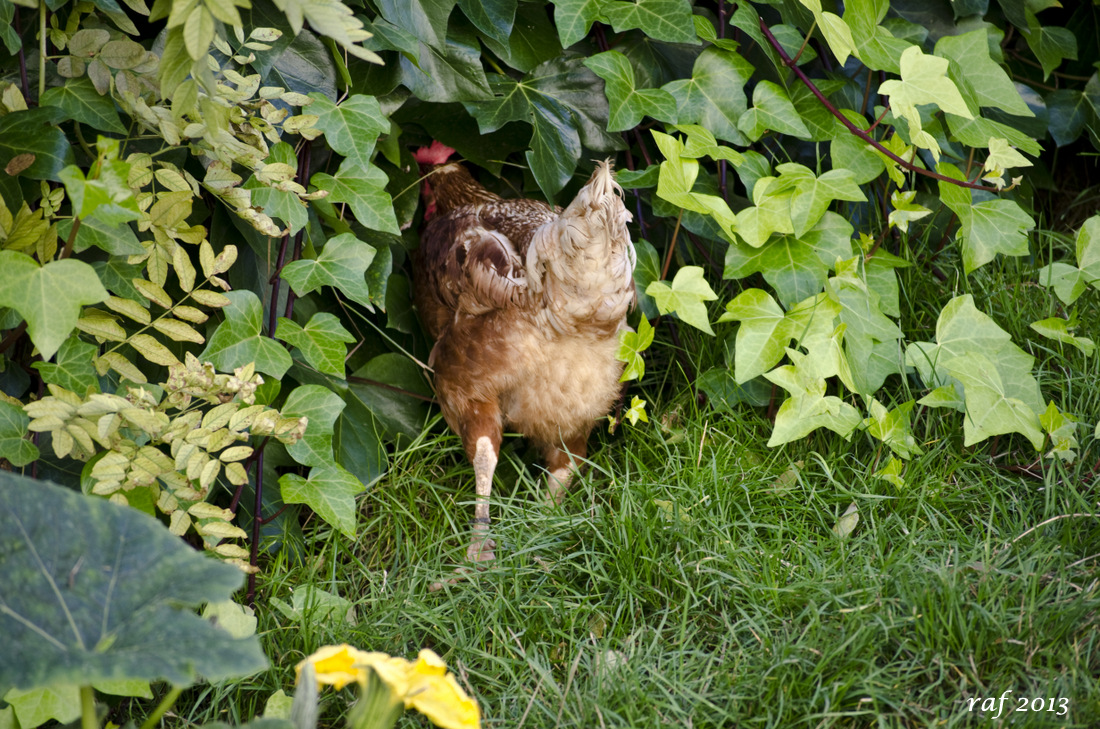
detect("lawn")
[161,262,1100,729]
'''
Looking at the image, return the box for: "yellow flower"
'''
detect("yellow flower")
[294,646,481,729]
[296,644,371,690]
[404,650,481,729]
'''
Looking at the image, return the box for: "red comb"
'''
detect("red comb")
[414,140,456,166]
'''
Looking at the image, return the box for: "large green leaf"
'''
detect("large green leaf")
[457,0,516,45]
[717,288,794,383]
[584,51,676,132]
[0,401,39,467]
[550,0,603,47]
[904,294,1043,415]
[764,352,861,447]
[281,385,347,468]
[348,354,431,441]
[308,93,389,166]
[280,233,376,309]
[957,199,1034,274]
[276,313,356,377]
[334,395,387,488]
[737,81,812,142]
[663,47,754,145]
[40,77,126,134]
[0,252,108,361]
[646,266,718,335]
[602,0,696,44]
[935,29,1032,117]
[375,0,454,49]
[0,108,75,181]
[398,24,491,103]
[32,336,99,394]
[946,354,1044,449]
[200,290,293,378]
[57,215,144,257]
[480,2,559,73]
[467,63,611,199]
[311,161,400,236]
[725,213,854,307]
[279,463,364,539]
[0,474,267,688]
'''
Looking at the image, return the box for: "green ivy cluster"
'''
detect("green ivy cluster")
[0,0,1097,591]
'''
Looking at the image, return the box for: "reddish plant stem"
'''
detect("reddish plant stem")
[757,17,1001,193]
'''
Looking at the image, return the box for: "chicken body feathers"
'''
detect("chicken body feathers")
[413,160,635,448]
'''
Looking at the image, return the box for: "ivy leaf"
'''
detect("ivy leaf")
[0,400,39,467]
[348,353,431,441]
[878,45,972,119]
[244,178,307,235]
[725,212,854,307]
[374,0,454,50]
[58,215,143,256]
[737,80,811,142]
[617,316,654,382]
[717,288,794,383]
[280,464,365,539]
[958,199,1034,274]
[844,0,910,73]
[829,257,905,395]
[935,29,1033,117]
[465,56,621,200]
[872,458,906,489]
[1074,215,1100,283]
[0,251,108,360]
[311,161,400,236]
[783,165,866,238]
[863,398,922,458]
[1045,89,1091,147]
[398,24,491,103]
[1030,315,1095,357]
[620,395,649,426]
[32,336,99,394]
[796,0,855,67]
[550,0,603,47]
[887,190,932,234]
[276,314,356,377]
[646,266,718,335]
[40,77,126,134]
[602,0,696,44]
[1036,262,1088,305]
[0,108,75,181]
[200,290,293,379]
[632,239,661,319]
[1039,401,1079,463]
[905,294,1043,414]
[281,385,347,468]
[280,232,376,309]
[0,474,267,688]
[480,2,559,73]
[662,47,754,145]
[1023,20,1076,81]
[457,0,516,46]
[584,51,676,132]
[946,353,1044,449]
[765,351,862,446]
[307,93,389,166]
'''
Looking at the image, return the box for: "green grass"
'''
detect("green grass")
[154,252,1100,729]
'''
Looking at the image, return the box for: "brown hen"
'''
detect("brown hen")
[413,150,635,566]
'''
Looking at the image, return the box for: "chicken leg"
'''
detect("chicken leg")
[541,434,588,505]
[457,403,502,563]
